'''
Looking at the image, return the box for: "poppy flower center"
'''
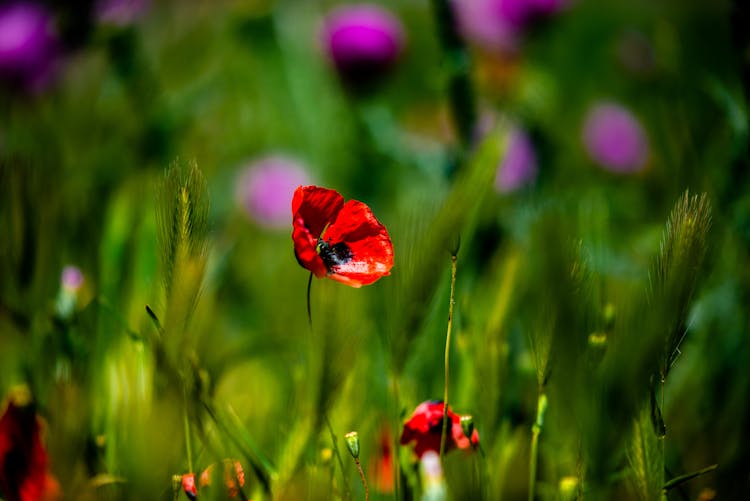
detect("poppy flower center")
[317,239,353,270]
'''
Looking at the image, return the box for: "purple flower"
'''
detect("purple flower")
[0,2,59,89]
[454,0,569,54]
[95,0,151,26]
[61,265,84,292]
[235,155,312,229]
[495,125,538,192]
[582,102,649,173]
[321,4,405,85]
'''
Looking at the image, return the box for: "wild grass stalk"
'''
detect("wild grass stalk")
[439,249,458,460]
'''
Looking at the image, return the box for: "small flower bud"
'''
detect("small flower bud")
[344,431,360,459]
[460,415,474,439]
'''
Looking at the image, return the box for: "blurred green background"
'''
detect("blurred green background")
[1,0,749,499]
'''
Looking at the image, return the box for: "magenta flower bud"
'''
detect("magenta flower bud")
[61,265,84,292]
[0,2,58,89]
[95,0,151,26]
[495,125,538,192]
[235,155,311,229]
[321,4,405,87]
[582,102,649,173]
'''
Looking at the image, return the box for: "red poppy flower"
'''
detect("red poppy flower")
[0,392,60,501]
[199,460,245,499]
[369,426,394,494]
[399,400,479,458]
[292,185,393,287]
[181,473,197,500]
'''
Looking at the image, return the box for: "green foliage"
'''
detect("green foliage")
[1,1,747,500]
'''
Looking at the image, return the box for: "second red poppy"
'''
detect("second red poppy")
[292,185,393,287]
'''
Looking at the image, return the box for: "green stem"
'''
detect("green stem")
[183,387,194,473]
[528,393,547,501]
[354,458,369,501]
[440,253,458,460]
[306,272,313,327]
[325,415,352,500]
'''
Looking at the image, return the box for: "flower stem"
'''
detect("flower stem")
[440,252,458,460]
[306,272,313,327]
[528,393,547,501]
[183,386,194,474]
[354,458,369,501]
[325,415,352,500]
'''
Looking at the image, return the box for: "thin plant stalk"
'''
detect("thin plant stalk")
[354,457,369,501]
[325,415,352,500]
[528,393,548,501]
[306,272,313,327]
[183,386,194,474]
[439,252,458,460]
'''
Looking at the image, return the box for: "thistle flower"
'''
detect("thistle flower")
[320,4,405,87]
[0,388,60,501]
[582,101,650,173]
[399,401,479,458]
[95,0,151,26]
[235,155,311,229]
[495,125,538,192]
[0,2,59,90]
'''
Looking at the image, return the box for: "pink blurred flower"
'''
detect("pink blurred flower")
[95,0,151,26]
[0,2,59,90]
[495,125,538,192]
[454,0,569,54]
[582,101,649,173]
[321,4,405,86]
[61,265,84,292]
[235,155,311,229]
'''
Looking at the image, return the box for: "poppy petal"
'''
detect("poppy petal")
[292,186,345,278]
[0,396,60,501]
[322,200,393,287]
[292,186,344,238]
[292,221,328,278]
